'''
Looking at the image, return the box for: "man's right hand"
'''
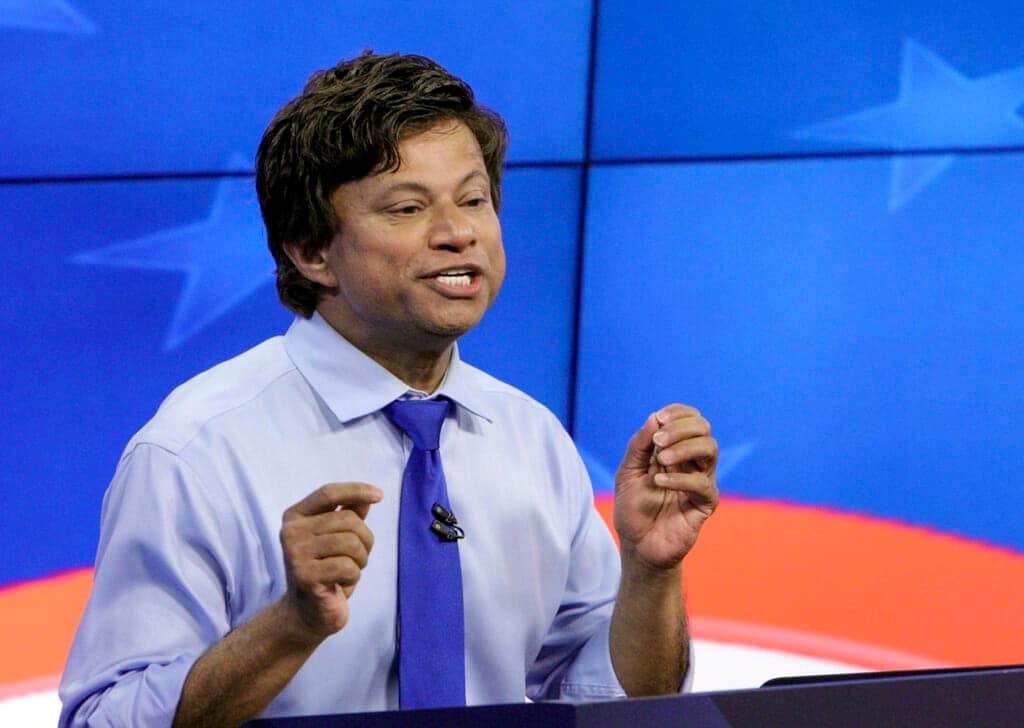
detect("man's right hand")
[279,483,382,641]
[172,483,382,727]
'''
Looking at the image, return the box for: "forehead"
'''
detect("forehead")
[331,121,487,211]
[386,121,485,175]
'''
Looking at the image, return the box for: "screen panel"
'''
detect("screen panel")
[0,0,590,178]
[459,167,582,426]
[575,153,1024,553]
[0,176,290,585]
[591,0,1024,160]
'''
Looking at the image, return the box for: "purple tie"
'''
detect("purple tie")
[384,398,466,709]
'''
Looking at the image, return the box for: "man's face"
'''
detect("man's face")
[316,120,506,357]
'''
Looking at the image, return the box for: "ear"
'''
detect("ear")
[283,241,337,288]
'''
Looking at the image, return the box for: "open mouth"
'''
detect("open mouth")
[430,269,475,287]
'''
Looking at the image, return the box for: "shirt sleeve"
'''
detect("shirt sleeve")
[58,443,242,727]
[528,502,626,701]
[525,440,694,702]
[522,434,622,701]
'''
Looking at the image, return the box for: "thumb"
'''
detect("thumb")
[344,499,377,521]
[618,412,660,474]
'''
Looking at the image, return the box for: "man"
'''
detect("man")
[59,52,719,727]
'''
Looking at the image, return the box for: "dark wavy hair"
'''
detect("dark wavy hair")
[255,52,508,317]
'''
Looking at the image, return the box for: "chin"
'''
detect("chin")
[424,323,476,341]
[423,305,490,337]
[421,315,484,342]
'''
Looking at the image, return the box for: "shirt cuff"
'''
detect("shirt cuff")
[559,626,697,701]
[59,653,195,728]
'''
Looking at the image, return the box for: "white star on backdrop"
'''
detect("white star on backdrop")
[796,39,1024,209]
[0,0,95,33]
[74,161,273,350]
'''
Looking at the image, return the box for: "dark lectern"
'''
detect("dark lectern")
[247,665,1024,727]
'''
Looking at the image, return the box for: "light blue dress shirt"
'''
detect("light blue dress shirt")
[59,313,627,726]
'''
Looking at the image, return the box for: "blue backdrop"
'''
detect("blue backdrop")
[2,1,1022,613]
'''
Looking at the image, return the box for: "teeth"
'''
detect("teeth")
[436,272,472,287]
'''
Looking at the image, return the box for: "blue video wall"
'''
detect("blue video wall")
[3,0,1024,698]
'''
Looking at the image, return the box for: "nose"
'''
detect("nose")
[429,201,475,251]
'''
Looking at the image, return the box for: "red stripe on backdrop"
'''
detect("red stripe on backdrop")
[0,569,92,686]
[0,675,60,701]
[595,494,1024,667]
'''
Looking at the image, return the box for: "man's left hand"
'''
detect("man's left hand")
[614,404,719,569]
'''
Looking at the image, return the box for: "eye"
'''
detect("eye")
[390,203,422,215]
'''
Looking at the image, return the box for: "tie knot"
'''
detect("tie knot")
[384,398,451,451]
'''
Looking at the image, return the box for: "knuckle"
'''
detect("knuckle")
[280,520,304,544]
[281,538,307,565]
[338,559,362,585]
[338,509,360,527]
[674,403,699,417]
[340,531,361,552]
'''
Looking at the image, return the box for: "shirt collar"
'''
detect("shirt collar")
[283,313,494,424]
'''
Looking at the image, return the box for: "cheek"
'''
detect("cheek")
[337,239,404,289]
[493,250,507,291]
[362,262,405,302]
[490,233,507,288]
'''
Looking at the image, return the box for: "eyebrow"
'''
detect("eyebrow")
[377,169,489,198]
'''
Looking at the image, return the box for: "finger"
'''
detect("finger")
[345,499,374,521]
[308,554,365,589]
[296,510,376,551]
[652,414,712,450]
[286,483,383,519]
[655,436,718,471]
[620,412,661,471]
[651,471,720,510]
[623,404,711,472]
[305,508,368,535]
[654,403,702,426]
[312,531,372,567]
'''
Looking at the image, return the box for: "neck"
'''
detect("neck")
[315,308,455,393]
[366,345,453,394]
